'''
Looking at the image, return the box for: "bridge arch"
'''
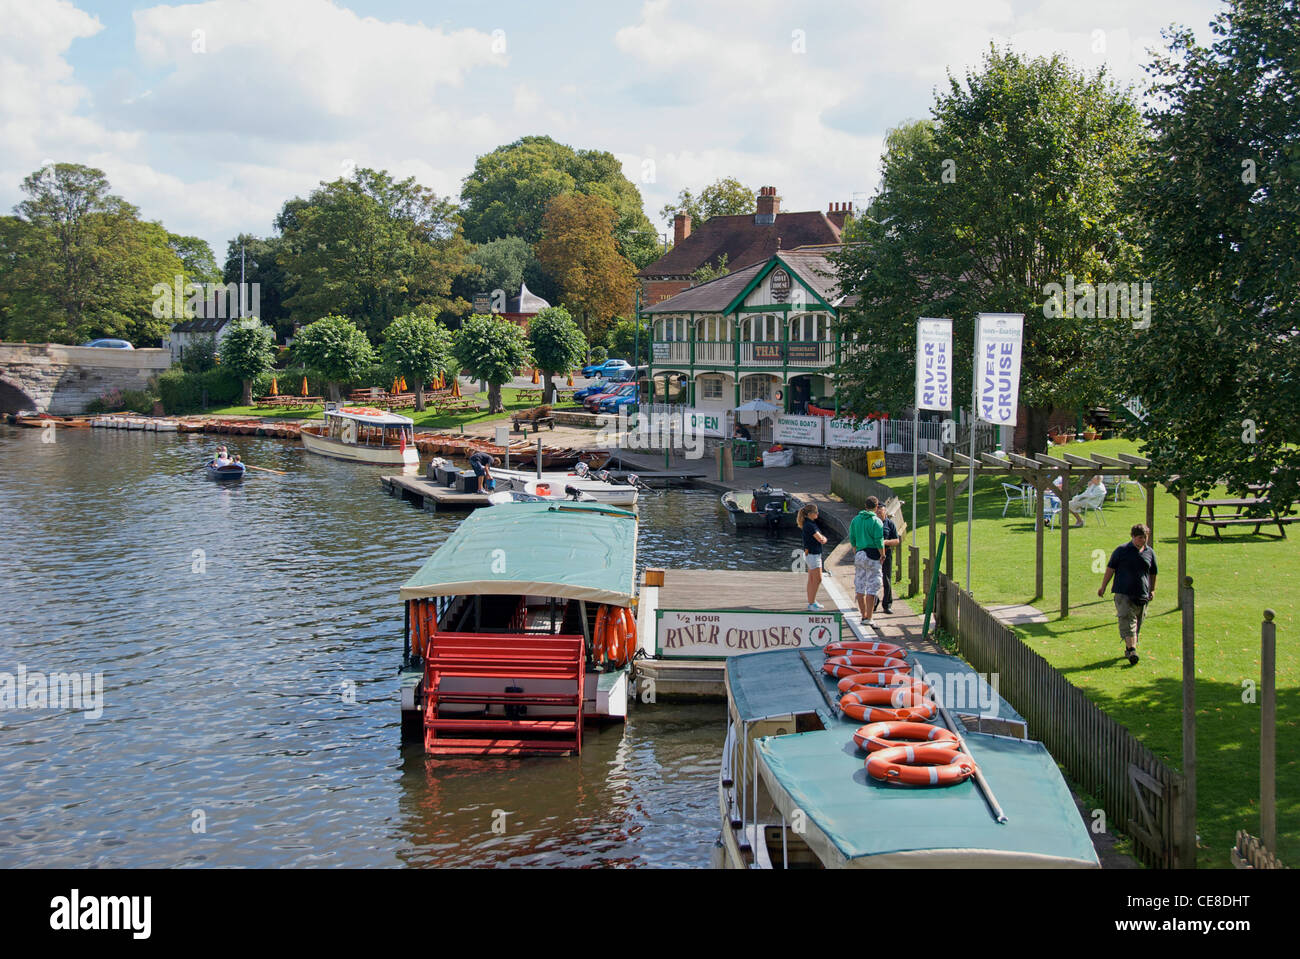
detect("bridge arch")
[0,376,37,414]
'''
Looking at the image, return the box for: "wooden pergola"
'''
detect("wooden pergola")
[923,450,1189,618]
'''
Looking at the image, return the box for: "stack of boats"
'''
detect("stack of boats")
[8,412,93,428]
[91,414,179,431]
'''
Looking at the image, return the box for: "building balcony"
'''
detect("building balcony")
[650,340,854,369]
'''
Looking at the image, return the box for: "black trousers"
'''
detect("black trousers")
[881,555,893,611]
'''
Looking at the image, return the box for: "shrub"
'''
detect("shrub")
[588,345,608,364]
[120,389,157,414]
[180,335,218,374]
[157,368,203,413]
[84,397,107,414]
[200,366,241,405]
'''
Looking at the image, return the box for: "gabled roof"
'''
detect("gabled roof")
[170,317,232,334]
[644,246,854,315]
[638,210,844,279]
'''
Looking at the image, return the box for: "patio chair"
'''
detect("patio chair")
[1001,482,1030,517]
[1042,492,1062,529]
[1111,477,1145,502]
[1070,484,1109,526]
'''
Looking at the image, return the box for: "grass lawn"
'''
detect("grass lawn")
[880,438,1298,868]
[202,387,548,431]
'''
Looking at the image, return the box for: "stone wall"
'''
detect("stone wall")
[0,343,171,414]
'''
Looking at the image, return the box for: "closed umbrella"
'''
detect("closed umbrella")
[301,376,309,397]
[392,377,401,394]
[269,377,278,396]
[451,378,461,398]
[399,377,407,392]
[531,368,539,384]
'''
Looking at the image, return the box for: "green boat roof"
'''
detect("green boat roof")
[399,502,638,606]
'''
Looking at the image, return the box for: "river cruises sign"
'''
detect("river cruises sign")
[915,317,952,412]
[656,609,842,658]
[974,313,1024,426]
[773,414,824,446]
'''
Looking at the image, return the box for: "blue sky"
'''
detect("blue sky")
[1,0,1223,260]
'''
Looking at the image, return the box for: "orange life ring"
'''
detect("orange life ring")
[607,607,628,666]
[823,662,911,680]
[593,605,610,663]
[822,654,909,678]
[840,690,937,723]
[865,744,977,786]
[836,672,925,695]
[852,721,959,752]
[617,606,637,665]
[841,683,931,709]
[824,641,906,659]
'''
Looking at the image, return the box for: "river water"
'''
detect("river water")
[0,426,803,868]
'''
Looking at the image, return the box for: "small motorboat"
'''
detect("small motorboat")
[205,461,246,481]
[721,484,802,533]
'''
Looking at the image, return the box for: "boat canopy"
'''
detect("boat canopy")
[400,502,638,606]
[326,406,414,426]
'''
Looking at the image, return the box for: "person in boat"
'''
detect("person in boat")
[796,504,828,611]
[468,451,497,493]
[212,446,231,467]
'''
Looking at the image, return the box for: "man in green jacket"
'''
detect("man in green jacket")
[849,496,885,623]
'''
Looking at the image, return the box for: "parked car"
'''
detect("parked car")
[581,358,632,378]
[81,338,133,349]
[574,379,613,401]
[584,382,637,411]
[597,392,640,414]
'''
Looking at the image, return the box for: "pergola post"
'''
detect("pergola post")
[1145,483,1155,541]
[1177,488,1188,612]
[944,467,955,578]
[1034,471,1045,600]
[1059,470,1071,619]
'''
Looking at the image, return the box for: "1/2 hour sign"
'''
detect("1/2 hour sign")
[656,610,842,658]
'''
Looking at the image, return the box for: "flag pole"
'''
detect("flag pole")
[967,355,976,594]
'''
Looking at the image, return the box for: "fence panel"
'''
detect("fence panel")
[936,573,1185,868]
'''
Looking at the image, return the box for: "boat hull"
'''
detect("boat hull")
[205,463,246,480]
[301,427,419,466]
[495,467,638,506]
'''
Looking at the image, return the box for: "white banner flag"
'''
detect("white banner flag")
[915,317,953,412]
[974,313,1024,426]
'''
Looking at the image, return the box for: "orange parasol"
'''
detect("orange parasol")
[301,376,309,396]
[451,378,461,398]
[566,372,574,386]
[399,377,408,392]
[531,368,539,384]
[392,377,401,394]
[269,377,278,396]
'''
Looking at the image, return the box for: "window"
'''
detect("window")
[701,376,723,400]
[741,376,771,402]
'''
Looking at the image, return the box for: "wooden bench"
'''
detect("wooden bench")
[512,415,555,433]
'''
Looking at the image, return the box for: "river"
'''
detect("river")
[0,425,802,868]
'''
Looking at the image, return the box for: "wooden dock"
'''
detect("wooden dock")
[381,474,491,511]
[656,570,814,611]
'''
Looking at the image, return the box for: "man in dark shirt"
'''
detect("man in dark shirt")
[874,501,901,614]
[468,451,497,493]
[1097,523,1158,665]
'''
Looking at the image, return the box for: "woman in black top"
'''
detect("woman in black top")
[796,504,829,610]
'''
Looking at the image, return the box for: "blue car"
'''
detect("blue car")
[581,359,633,378]
[598,393,640,414]
[574,379,612,401]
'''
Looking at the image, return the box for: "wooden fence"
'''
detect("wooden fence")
[1232,831,1286,869]
[935,573,1191,868]
[830,454,893,508]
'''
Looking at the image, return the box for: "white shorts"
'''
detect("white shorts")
[805,552,822,570]
[854,551,882,596]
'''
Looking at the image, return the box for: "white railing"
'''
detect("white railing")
[874,417,999,455]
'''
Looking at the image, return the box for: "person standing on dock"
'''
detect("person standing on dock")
[468,451,497,493]
[874,500,901,615]
[1097,523,1157,665]
[849,496,885,624]
[796,504,828,611]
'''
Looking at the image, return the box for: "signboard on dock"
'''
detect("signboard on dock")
[656,609,842,658]
[826,417,880,449]
[773,414,824,446]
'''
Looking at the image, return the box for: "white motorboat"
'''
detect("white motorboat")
[493,465,639,507]
[300,405,419,467]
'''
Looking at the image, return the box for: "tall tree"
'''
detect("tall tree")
[528,306,587,404]
[223,234,289,336]
[1115,0,1300,510]
[169,235,221,284]
[608,315,651,368]
[833,50,1143,452]
[452,314,532,413]
[535,193,637,346]
[660,176,755,227]
[291,314,376,401]
[381,311,455,412]
[460,135,660,268]
[219,318,277,406]
[277,168,472,338]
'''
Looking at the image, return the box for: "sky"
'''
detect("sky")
[0,0,1225,260]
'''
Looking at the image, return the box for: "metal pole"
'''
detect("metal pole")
[911,415,919,552]
[239,243,246,318]
[1181,575,1197,867]
[1261,608,1276,852]
[916,661,1006,824]
[966,404,976,593]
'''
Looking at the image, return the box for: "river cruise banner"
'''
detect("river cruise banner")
[915,317,953,412]
[656,609,842,658]
[826,416,880,449]
[974,313,1024,426]
[773,414,824,446]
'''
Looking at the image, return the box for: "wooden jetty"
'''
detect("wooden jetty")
[381,474,492,511]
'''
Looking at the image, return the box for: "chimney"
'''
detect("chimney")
[673,213,691,246]
[755,185,779,224]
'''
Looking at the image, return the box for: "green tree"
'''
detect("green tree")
[1113,0,1300,510]
[535,193,637,347]
[690,252,730,286]
[224,234,289,337]
[219,318,277,405]
[608,315,651,368]
[291,314,377,401]
[180,334,217,373]
[453,314,532,413]
[528,306,587,404]
[833,50,1143,452]
[460,135,660,268]
[381,312,455,412]
[660,176,755,227]
[169,235,221,284]
[277,168,472,338]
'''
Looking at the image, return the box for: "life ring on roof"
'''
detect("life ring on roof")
[840,690,937,723]
[852,721,959,753]
[839,682,931,710]
[822,654,909,678]
[865,744,976,786]
[824,641,906,659]
[836,673,927,695]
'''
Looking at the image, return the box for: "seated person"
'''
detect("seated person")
[213,446,231,467]
[733,422,753,442]
[1067,475,1107,527]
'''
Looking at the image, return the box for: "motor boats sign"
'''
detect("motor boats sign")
[826,417,880,448]
[974,313,1024,426]
[656,610,842,658]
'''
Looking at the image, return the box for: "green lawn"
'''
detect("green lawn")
[880,438,1298,868]
[203,387,549,430]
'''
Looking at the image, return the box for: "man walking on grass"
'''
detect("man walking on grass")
[849,496,885,624]
[1097,523,1157,665]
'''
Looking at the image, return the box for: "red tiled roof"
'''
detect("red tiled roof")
[637,210,844,279]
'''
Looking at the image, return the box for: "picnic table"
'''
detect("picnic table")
[1189,497,1299,538]
[256,395,323,409]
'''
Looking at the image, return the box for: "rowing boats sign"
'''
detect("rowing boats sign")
[656,609,842,658]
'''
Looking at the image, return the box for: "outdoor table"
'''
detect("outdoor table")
[1189,497,1299,539]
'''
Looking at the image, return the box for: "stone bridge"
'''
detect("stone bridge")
[0,343,172,414]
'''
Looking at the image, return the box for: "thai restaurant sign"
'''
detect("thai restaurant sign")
[974,313,1024,426]
[826,417,881,449]
[915,317,953,412]
[656,609,842,658]
[773,414,824,446]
